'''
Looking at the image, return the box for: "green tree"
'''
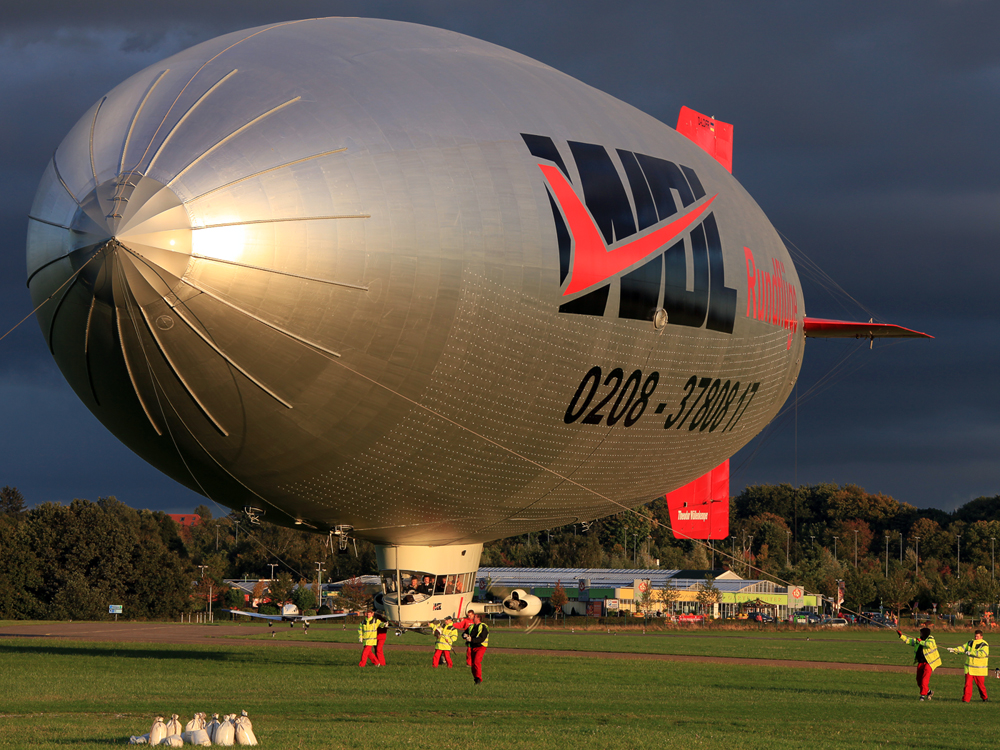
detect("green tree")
[636,580,656,616]
[696,576,722,617]
[656,579,679,616]
[844,567,879,613]
[269,571,295,605]
[881,568,917,619]
[292,578,317,612]
[225,587,246,609]
[0,486,27,518]
[338,576,372,612]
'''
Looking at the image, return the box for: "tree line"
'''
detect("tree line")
[0,486,375,620]
[2,482,1000,620]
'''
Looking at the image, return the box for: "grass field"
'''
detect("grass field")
[1,628,996,749]
[219,619,987,668]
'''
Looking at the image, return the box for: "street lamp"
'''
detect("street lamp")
[914,536,921,574]
[198,565,212,621]
[315,561,325,609]
[853,529,859,567]
[786,530,791,567]
[957,534,962,578]
[884,533,890,577]
[992,537,996,582]
[268,563,278,580]
[833,536,839,561]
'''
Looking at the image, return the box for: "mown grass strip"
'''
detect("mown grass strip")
[0,637,996,749]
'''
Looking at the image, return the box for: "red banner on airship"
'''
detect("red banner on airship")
[666,460,730,540]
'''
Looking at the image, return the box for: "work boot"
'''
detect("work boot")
[927,691,933,700]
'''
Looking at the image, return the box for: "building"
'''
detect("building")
[168,514,201,528]
[475,567,820,619]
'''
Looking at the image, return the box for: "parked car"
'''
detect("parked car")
[821,617,849,628]
[791,611,821,624]
[747,611,774,623]
[859,612,893,628]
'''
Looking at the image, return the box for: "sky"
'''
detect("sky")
[1,1,997,516]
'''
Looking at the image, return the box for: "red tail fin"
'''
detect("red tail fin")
[665,460,730,540]
[676,106,733,173]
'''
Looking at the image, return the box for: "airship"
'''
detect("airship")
[25,17,927,625]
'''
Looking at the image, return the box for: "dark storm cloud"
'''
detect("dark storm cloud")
[1,1,996,513]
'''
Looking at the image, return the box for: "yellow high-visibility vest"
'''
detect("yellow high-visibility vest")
[435,624,457,651]
[958,639,989,676]
[358,617,378,646]
[900,632,941,670]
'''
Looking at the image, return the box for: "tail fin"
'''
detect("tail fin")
[803,317,933,339]
[677,106,733,173]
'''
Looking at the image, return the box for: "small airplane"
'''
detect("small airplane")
[221,603,350,633]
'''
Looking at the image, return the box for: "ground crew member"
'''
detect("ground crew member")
[465,613,489,684]
[898,627,941,700]
[455,609,476,666]
[949,629,989,702]
[432,615,458,668]
[358,606,379,667]
[375,611,388,666]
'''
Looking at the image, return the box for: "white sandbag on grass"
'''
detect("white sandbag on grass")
[159,735,184,747]
[214,715,235,746]
[181,729,211,746]
[149,717,167,746]
[206,714,220,744]
[235,711,258,746]
[165,715,182,736]
[128,734,148,744]
[184,713,205,733]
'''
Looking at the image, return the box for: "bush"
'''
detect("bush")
[225,588,246,609]
[258,603,280,616]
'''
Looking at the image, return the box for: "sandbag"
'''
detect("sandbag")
[205,714,221,744]
[165,715,183,736]
[184,713,205,733]
[215,715,235,746]
[128,735,148,744]
[159,736,184,748]
[235,712,258,746]
[181,729,211,746]
[149,718,167,746]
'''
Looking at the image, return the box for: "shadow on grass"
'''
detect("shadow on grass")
[0,641,355,670]
[0,642,232,661]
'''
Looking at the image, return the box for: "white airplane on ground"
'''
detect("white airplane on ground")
[222,603,349,632]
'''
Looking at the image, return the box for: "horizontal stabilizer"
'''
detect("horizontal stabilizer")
[803,317,933,339]
[676,106,733,173]
[665,460,730,540]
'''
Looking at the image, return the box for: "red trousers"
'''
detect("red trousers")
[466,646,472,666]
[964,674,988,702]
[470,646,486,683]
[359,645,378,667]
[376,633,387,666]
[916,663,932,696]
[433,649,453,667]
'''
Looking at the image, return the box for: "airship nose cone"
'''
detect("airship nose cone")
[29,171,192,308]
[26,165,198,440]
